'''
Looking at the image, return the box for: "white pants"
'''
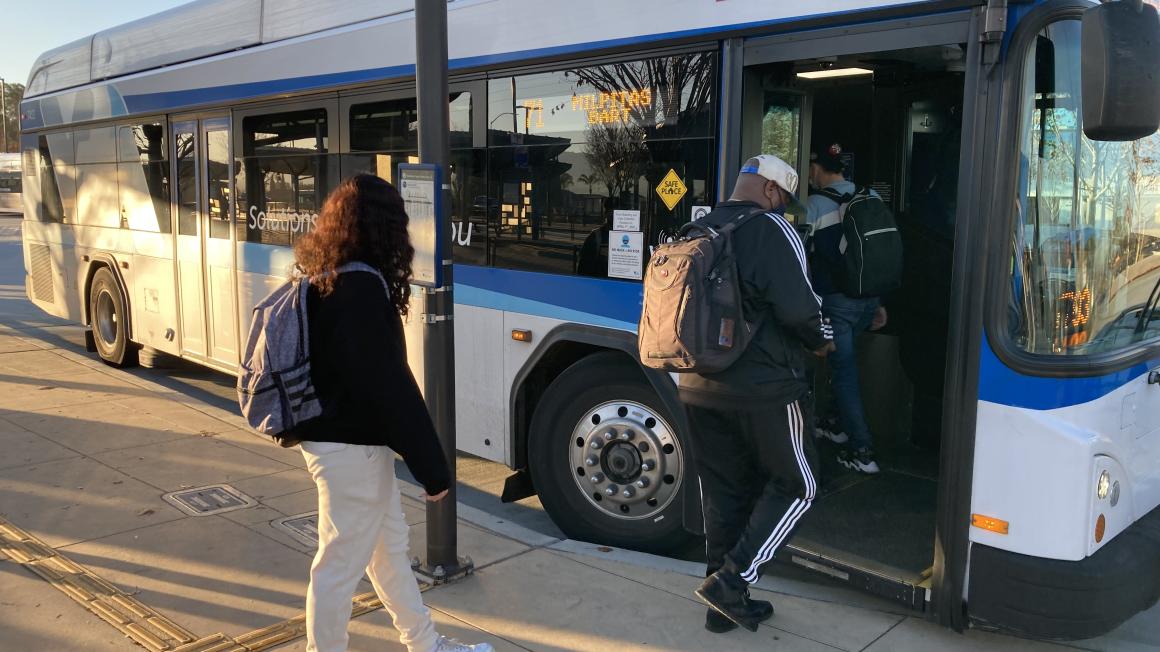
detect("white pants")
[300,441,438,652]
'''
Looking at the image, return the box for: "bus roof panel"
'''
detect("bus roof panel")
[25,36,93,97]
[90,0,262,83]
[261,0,415,43]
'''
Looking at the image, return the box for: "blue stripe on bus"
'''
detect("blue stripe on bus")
[234,249,642,329]
[24,1,959,123]
[454,265,642,329]
[977,334,1159,411]
[124,65,414,114]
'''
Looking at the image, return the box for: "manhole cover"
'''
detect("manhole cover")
[162,484,257,517]
[273,512,319,548]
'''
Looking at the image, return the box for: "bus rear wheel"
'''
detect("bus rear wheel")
[529,353,690,553]
[89,267,138,368]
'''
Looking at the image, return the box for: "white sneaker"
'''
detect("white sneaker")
[435,636,494,652]
[815,426,849,445]
[837,448,881,474]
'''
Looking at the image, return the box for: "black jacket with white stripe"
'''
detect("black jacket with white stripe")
[679,201,833,409]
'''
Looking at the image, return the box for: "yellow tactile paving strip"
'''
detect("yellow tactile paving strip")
[0,515,414,651]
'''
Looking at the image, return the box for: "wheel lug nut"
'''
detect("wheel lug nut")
[642,459,656,472]
[605,484,619,496]
[622,486,636,498]
[635,477,650,489]
[590,473,605,484]
[590,439,604,449]
[603,430,616,441]
[619,430,635,441]
[585,455,599,466]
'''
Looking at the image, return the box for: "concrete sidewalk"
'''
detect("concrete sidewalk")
[0,322,1152,652]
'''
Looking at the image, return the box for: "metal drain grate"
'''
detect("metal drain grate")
[272,512,319,548]
[161,484,257,517]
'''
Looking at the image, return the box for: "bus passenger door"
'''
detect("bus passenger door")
[173,122,207,359]
[201,118,238,366]
[171,117,238,367]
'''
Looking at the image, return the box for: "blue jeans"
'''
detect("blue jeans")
[822,293,879,451]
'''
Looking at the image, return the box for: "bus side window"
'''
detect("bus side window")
[117,123,170,234]
[485,53,717,279]
[238,108,330,247]
[342,93,485,266]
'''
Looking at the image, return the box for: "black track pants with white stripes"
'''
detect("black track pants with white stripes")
[688,399,819,585]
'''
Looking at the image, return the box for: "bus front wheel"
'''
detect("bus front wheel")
[529,353,690,553]
[89,267,138,368]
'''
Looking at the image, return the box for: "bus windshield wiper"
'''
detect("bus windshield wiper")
[1135,273,1160,335]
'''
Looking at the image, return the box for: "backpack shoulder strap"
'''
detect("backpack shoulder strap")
[334,262,390,295]
[716,206,768,236]
[818,187,853,204]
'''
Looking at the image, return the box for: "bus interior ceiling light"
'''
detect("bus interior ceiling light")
[796,67,874,80]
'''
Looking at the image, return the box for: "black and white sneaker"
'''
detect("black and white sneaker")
[812,415,849,440]
[837,448,880,474]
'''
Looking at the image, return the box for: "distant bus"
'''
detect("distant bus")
[18,0,1160,639]
[0,153,21,214]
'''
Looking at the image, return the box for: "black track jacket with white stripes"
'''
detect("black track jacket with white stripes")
[679,201,833,409]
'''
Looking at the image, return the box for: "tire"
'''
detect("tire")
[529,352,691,553]
[89,267,138,368]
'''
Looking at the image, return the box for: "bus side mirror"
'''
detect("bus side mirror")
[1081,1,1160,141]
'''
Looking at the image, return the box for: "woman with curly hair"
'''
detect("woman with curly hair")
[291,174,491,652]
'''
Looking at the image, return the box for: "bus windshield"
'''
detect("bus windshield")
[1010,20,1160,356]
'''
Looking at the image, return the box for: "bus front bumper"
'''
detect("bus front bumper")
[968,504,1160,640]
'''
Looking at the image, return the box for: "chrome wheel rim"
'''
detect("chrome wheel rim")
[568,400,683,521]
[95,289,118,347]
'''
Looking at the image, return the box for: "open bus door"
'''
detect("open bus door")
[729,10,979,613]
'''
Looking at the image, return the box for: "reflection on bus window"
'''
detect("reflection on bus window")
[238,109,330,246]
[117,124,171,233]
[175,132,197,236]
[486,52,717,278]
[206,129,231,239]
[343,94,485,265]
[1010,22,1160,355]
[24,133,71,224]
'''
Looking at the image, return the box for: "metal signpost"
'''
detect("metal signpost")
[413,0,470,583]
[1,78,7,153]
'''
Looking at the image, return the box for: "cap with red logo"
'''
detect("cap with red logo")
[810,142,846,173]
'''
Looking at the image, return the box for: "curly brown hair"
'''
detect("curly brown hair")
[294,174,414,316]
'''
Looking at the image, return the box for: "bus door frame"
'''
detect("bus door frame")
[169,112,239,369]
[721,7,983,624]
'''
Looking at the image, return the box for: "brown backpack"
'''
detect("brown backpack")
[638,207,765,373]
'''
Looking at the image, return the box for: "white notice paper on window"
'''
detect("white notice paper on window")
[613,209,641,232]
[608,231,644,280]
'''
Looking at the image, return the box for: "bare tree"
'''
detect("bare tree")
[2,82,25,153]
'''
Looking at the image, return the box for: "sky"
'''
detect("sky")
[1,0,188,87]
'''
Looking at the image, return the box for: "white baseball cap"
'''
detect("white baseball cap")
[741,154,806,215]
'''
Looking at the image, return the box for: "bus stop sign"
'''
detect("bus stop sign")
[399,164,444,288]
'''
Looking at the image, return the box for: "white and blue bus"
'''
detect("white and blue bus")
[19,0,1160,638]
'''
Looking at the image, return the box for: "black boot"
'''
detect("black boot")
[705,593,774,633]
[695,572,768,632]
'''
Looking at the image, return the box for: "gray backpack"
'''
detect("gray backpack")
[237,262,387,440]
[638,207,764,373]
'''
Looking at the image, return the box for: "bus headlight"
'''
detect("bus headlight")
[1097,470,1111,500]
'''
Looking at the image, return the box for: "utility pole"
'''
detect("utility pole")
[414,0,469,583]
[1,78,8,153]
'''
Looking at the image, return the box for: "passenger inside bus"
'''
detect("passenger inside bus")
[742,44,965,579]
